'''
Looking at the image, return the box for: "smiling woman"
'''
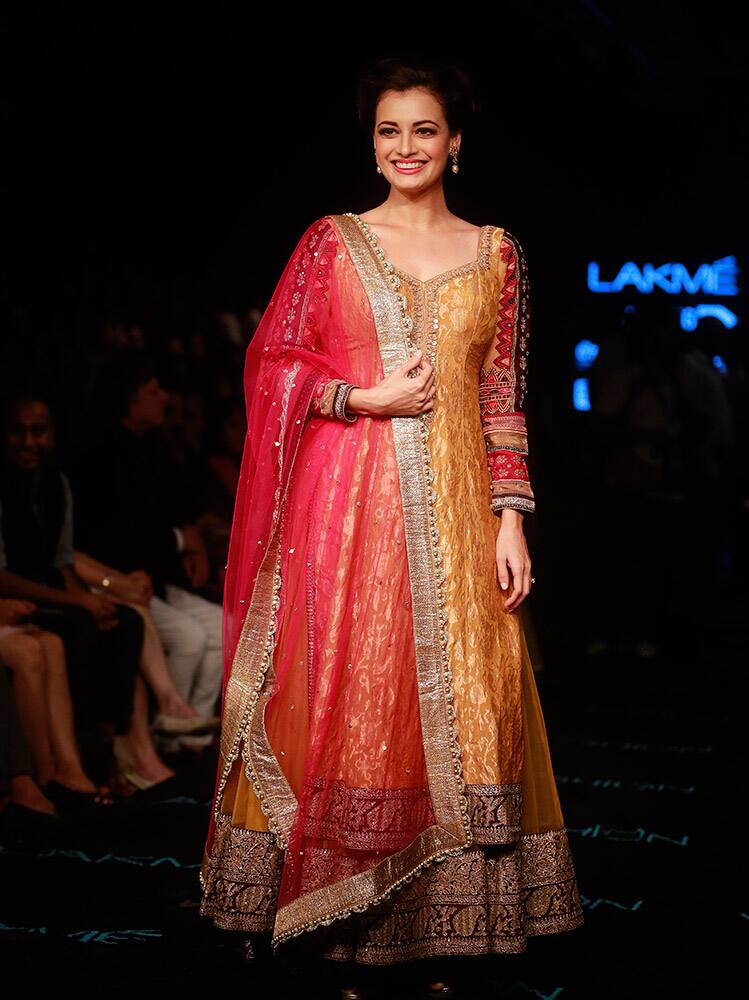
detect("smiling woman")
[198,53,582,998]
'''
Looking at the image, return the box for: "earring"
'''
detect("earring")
[450,145,460,174]
[375,152,382,174]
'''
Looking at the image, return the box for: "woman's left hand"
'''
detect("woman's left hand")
[495,512,532,613]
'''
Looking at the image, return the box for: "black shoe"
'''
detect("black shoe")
[0,800,65,836]
[42,779,116,816]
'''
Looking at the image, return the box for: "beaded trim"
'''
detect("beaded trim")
[207,368,301,857]
[344,213,494,413]
[200,521,286,892]
[491,496,536,515]
[346,212,494,290]
[344,212,415,347]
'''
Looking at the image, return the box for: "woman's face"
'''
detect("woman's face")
[373,87,458,193]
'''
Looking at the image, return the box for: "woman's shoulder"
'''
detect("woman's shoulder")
[486,226,527,267]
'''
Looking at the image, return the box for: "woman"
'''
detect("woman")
[199,57,584,997]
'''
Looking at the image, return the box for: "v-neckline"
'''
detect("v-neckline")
[345,212,494,289]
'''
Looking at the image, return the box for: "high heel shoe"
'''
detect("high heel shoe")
[152,712,220,735]
[42,780,115,814]
[111,735,159,793]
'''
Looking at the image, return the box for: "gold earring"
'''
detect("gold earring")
[374,151,382,174]
[450,145,460,174]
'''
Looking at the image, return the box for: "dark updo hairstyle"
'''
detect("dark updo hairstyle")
[355,51,480,137]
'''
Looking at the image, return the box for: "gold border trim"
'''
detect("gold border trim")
[208,363,321,862]
[200,813,584,963]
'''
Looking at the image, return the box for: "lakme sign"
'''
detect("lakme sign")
[587,255,739,329]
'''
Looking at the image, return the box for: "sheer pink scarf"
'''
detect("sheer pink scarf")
[204,217,466,944]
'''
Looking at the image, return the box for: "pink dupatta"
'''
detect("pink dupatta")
[202,214,472,948]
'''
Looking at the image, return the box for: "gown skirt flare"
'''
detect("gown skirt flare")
[198,212,584,965]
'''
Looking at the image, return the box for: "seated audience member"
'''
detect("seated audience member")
[0,389,173,794]
[70,354,222,756]
[0,597,113,814]
[73,550,219,739]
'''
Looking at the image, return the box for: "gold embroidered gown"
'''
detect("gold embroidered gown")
[198,212,584,963]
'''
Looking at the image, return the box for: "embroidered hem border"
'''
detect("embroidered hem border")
[199,811,584,964]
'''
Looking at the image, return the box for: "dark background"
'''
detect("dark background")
[2,7,748,997]
[6,5,746,329]
[3,3,747,645]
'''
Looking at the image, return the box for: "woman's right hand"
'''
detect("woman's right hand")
[363,349,435,417]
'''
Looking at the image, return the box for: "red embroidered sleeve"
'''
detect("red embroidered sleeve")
[478,230,536,516]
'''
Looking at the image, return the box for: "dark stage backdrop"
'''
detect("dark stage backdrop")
[3,3,747,646]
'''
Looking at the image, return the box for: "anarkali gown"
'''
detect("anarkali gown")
[198,211,584,964]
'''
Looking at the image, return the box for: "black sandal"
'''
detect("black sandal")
[42,779,116,814]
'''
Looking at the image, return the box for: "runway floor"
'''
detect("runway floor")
[1,620,742,999]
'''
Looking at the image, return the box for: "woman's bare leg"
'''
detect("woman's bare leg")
[37,631,98,793]
[130,604,200,718]
[0,633,56,815]
[3,633,56,785]
[123,675,175,782]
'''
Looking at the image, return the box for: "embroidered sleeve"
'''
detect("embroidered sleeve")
[478,230,536,516]
[309,378,358,422]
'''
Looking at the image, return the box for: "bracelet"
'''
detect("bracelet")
[333,382,359,423]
